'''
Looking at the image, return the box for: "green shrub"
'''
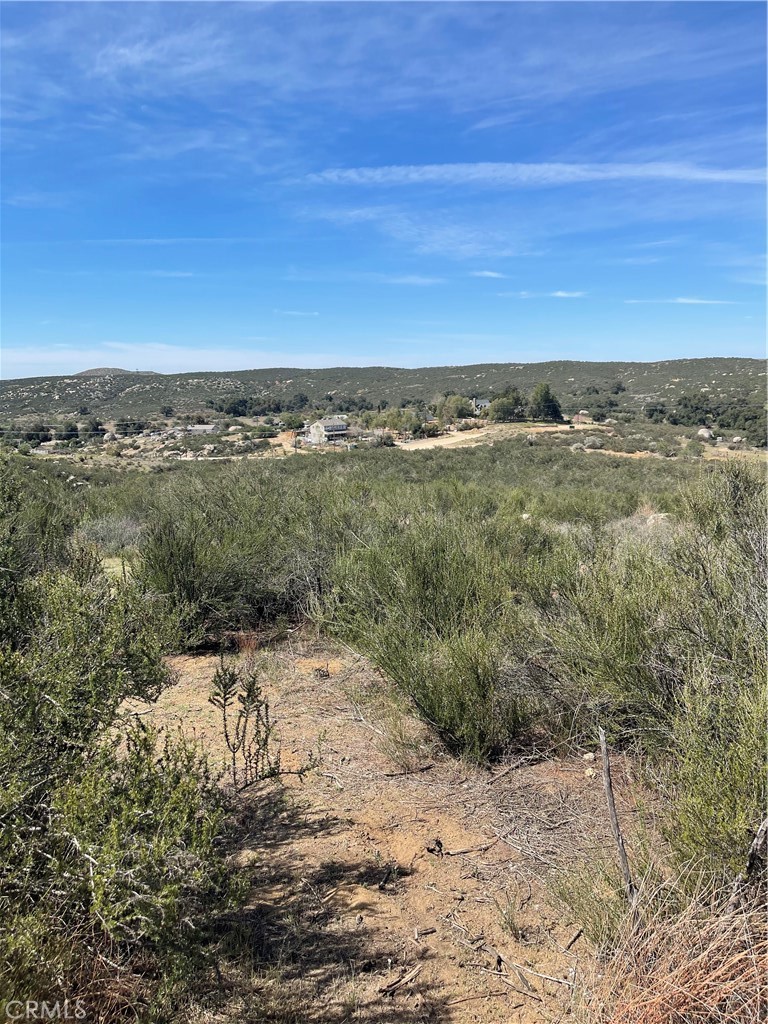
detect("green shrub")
[0,482,229,1012]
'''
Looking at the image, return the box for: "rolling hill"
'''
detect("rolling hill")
[1,357,764,421]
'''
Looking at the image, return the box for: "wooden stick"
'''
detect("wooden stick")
[727,814,768,911]
[488,753,546,784]
[445,993,518,1007]
[378,964,423,995]
[382,763,435,777]
[445,838,498,857]
[599,727,639,926]
[505,959,573,988]
[476,968,543,1002]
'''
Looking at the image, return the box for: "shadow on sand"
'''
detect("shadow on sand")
[194,783,454,1023]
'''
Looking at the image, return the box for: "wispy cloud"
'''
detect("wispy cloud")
[274,309,319,317]
[500,290,586,299]
[308,161,764,188]
[625,297,736,305]
[147,270,197,278]
[470,270,506,278]
[3,190,71,208]
[71,237,266,246]
[309,205,525,259]
[633,238,684,248]
[377,274,445,286]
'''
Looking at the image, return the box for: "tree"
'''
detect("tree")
[288,392,310,411]
[57,421,79,442]
[488,390,526,422]
[115,419,146,436]
[528,382,563,421]
[79,417,105,441]
[438,395,474,423]
[281,413,305,431]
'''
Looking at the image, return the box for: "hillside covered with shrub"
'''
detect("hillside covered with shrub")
[1,357,764,424]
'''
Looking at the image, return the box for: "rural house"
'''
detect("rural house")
[308,416,349,444]
[473,398,491,413]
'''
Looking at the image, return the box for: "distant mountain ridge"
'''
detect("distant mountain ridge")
[74,367,159,377]
[1,358,764,420]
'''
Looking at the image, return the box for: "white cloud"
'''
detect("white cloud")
[77,237,266,245]
[147,270,197,278]
[625,297,736,305]
[379,274,444,286]
[309,205,524,259]
[308,161,764,188]
[3,190,70,208]
[470,270,506,278]
[274,309,319,317]
[499,290,586,299]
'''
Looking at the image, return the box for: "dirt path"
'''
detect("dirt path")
[143,639,641,1024]
[395,423,590,451]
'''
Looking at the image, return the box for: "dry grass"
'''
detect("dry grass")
[581,893,767,1024]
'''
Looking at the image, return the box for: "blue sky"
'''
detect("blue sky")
[1,1,765,379]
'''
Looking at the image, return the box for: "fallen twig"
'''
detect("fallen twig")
[445,993,518,1007]
[493,829,560,868]
[506,959,573,988]
[445,838,499,857]
[476,967,543,1002]
[382,763,435,778]
[488,753,547,785]
[378,964,423,995]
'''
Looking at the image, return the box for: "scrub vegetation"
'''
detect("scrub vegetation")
[0,439,764,1021]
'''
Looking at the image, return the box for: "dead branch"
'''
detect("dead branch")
[445,993,518,1007]
[382,763,435,777]
[476,966,544,1002]
[445,838,499,857]
[599,726,639,924]
[378,964,423,995]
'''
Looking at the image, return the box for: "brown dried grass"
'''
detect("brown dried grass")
[584,893,767,1024]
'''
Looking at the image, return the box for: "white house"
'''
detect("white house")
[308,417,349,444]
[473,398,491,413]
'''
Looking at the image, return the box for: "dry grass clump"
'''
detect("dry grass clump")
[583,895,766,1024]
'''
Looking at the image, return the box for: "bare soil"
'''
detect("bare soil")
[395,423,590,451]
[138,638,647,1024]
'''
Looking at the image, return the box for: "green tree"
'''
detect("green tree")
[57,421,79,442]
[528,382,563,421]
[440,395,474,423]
[281,412,306,431]
[79,417,104,441]
[488,391,526,422]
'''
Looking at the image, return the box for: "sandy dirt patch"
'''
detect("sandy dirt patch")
[135,638,645,1024]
